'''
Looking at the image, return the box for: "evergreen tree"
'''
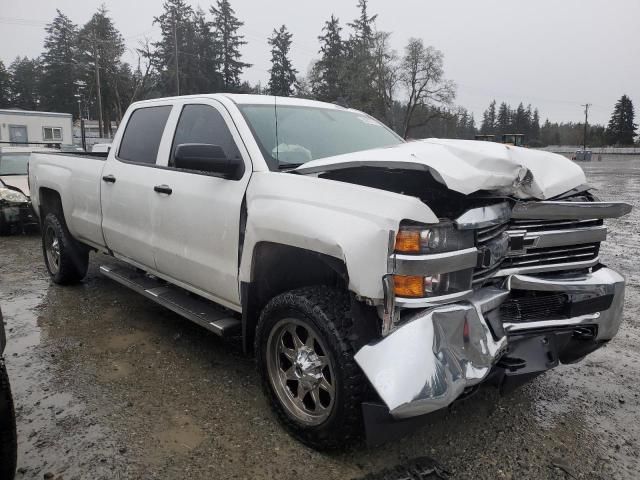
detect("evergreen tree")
[40,10,79,116]
[496,102,510,134]
[606,94,637,145]
[267,25,297,96]
[193,7,221,93]
[151,0,196,96]
[480,100,496,134]
[210,0,250,92]
[343,0,378,113]
[0,60,10,108]
[531,108,540,141]
[311,15,345,102]
[78,6,126,134]
[512,102,527,133]
[9,57,41,110]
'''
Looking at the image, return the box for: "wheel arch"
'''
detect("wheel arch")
[241,241,380,354]
[240,242,350,353]
[38,187,64,223]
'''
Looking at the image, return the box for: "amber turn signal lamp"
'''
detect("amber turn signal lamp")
[395,230,421,253]
[393,275,424,297]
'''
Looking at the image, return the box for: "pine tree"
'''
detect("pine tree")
[496,102,510,134]
[343,0,378,113]
[193,7,221,93]
[512,102,527,133]
[606,94,637,145]
[9,57,41,110]
[311,15,345,102]
[210,0,250,92]
[78,6,126,135]
[531,108,540,141]
[480,100,496,134]
[267,25,297,96]
[40,10,79,116]
[151,0,196,96]
[0,60,10,108]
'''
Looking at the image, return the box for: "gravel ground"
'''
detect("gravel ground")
[1,158,639,480]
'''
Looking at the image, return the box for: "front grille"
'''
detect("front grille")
[500,292,569,322]
[501,242,600,269]
[473,217,602,286]
[509,218,602,232]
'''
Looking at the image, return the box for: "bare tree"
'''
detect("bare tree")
[371,31,399,127]
[400,38,455,138]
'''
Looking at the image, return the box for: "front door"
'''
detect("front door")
[9,125,28,145]
[151,100,252,308]
[100,104,173,270]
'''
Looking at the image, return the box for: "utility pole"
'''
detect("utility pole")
[76,97,86,151]
[173,10,180,96]
[581,103,591,151]
[93,30,104,138]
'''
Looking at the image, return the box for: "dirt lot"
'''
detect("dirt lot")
[1,159,639,480]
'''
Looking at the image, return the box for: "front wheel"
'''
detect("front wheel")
[0,360,17,480]
[256,286,367,449]
[42,213,89,284]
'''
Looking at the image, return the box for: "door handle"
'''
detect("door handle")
[154,184,172,195]
[102,174,116,183]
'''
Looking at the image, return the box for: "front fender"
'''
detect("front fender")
[239,172,438,300]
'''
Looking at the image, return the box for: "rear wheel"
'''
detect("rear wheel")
[256,286,367,449]
[42,213,89,284]
[0,360,17,480]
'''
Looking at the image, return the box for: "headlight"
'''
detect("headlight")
[393,222,474,298]
[0,187,28,204]
[394,223,473,254]
[393,270,473,298]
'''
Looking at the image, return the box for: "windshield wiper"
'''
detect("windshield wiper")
[278,162,303,169]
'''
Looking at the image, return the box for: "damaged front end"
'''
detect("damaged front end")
[0,182,38,235]
[354,193,630,443]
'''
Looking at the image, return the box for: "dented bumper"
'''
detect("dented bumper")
[355,266,625,419]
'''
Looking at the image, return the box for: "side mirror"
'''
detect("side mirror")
[174,143,244,179]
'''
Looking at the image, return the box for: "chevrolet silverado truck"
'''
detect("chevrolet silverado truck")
[28,94,632,449]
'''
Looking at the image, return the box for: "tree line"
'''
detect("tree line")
[479,96,637,147]
[0,0,637,146]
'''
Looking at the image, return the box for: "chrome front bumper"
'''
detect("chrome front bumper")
[355,266,625,419]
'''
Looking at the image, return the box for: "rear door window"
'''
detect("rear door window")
[170,104,241,168]
[118,105,172,164]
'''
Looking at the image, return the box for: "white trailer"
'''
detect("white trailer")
[0,109,73,146]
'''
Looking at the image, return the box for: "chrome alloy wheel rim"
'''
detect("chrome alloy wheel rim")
[45,226,61,274]
[266,318,336,425]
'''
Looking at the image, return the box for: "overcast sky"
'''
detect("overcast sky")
[1,0,638,125]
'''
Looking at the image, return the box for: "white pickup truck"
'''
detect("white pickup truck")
[29,94,631,448]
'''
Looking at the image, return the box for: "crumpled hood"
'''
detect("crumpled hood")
[0,175,30,197]
[295,138,587,200]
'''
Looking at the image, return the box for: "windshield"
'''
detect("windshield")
[0,152,30,175]
[238,104,404,169]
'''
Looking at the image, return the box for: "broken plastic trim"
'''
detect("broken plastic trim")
[512,201,632,220]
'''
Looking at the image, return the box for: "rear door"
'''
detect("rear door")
[151,99,252,308]
[100,104,173,269]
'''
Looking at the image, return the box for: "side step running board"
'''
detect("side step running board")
[99,265,241,337]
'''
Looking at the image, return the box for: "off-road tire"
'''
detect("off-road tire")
[42,212,89,284]
[255,286,367,450]
[0,214,10,236]
[0,360,17,480]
